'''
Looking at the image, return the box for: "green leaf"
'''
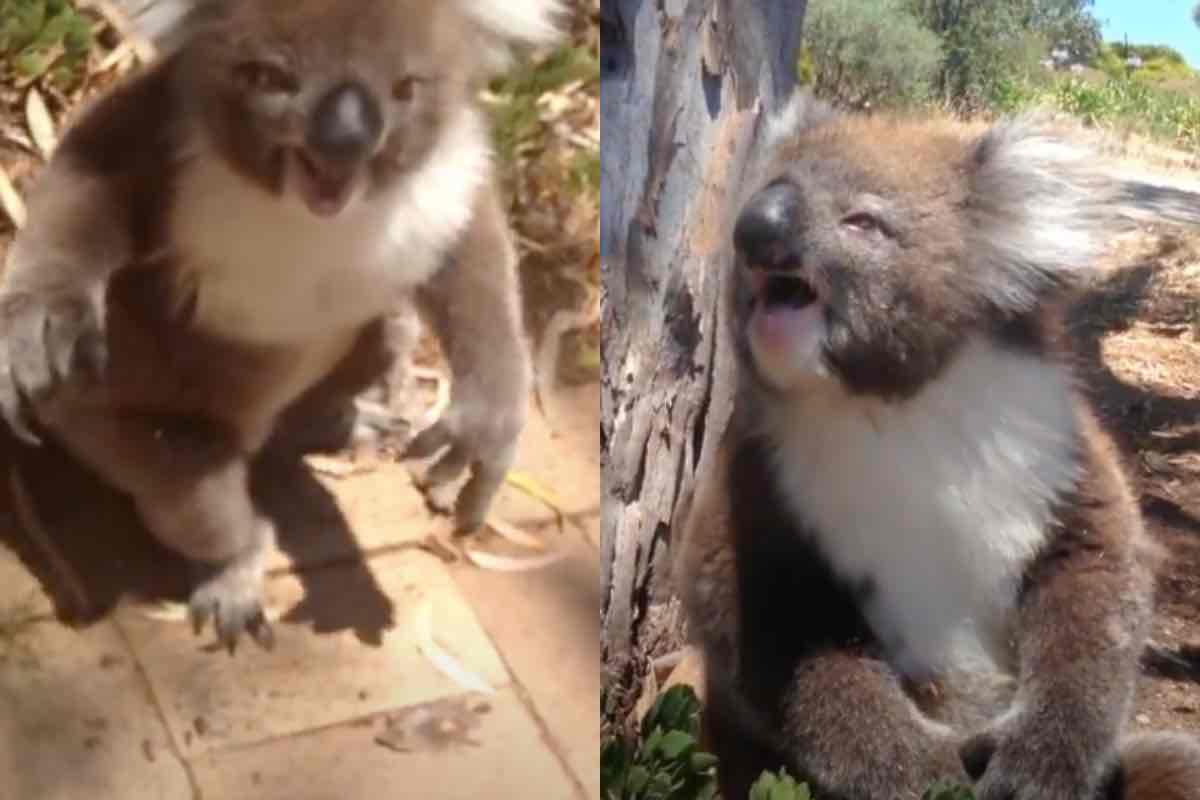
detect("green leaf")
[922,780,976,800]
[689,751,719,772]
[654,730,696,761]
[626,765,650,795]
[748,770,812,800]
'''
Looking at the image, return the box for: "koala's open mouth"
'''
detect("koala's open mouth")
[762,274,818,310]
[293,150,359,218]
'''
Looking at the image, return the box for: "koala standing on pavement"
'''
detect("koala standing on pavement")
[0,0,563,652]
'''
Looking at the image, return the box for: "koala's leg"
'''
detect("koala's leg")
[769,650,968,800]
[36,403,274,651]
[409,185,531,531]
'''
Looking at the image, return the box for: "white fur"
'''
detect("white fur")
[763,338,1081,679]
[968,120,1114,312]
[171,106,491,346]
[457,0,564,72]
[168,106,491,444]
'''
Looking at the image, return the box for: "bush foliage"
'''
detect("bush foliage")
[800,0,1200,150]
[802,0,943,110]
[602,685,981,800]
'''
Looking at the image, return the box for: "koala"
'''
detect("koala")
[674,91,1200,800]
[0,0,562,652]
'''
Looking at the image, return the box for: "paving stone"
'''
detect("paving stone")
[262,387,600,573]
[117,551,508,758]
[451,535,600,799]
[258,459,436,572]
[0,619,191,800]
[0,535,53,621]
[190,688,580,800]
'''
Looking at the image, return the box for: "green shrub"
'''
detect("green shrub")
[601,685,720,800]
[803,0,943,109]
[602,684,984,800]
[0,0,93,86]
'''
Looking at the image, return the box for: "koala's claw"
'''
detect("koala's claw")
[189,566,274,654]
[0,288,107,444]
[403,416,517,534]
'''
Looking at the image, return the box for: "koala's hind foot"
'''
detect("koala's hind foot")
[35,402,276,652]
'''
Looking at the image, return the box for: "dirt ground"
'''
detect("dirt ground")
[1073,220,1200,734]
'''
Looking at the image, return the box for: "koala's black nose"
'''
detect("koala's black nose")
[308,82,383,164]
[734,180,801,270]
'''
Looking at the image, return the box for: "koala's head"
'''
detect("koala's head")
[166,0,561,217]
[730,92,1116,401]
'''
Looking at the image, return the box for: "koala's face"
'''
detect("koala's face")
[176,0,485,218]
[730,111,1106,402]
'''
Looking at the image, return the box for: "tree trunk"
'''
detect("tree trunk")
[599,0,807,725]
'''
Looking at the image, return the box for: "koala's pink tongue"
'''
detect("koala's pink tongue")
[295,155,354,218]
[754,303,822,350]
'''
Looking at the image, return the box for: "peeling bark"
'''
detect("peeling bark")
[599,0,807,724]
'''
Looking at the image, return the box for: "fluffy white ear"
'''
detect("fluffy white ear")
[456,0,566,73]
[966,116,1118,311]
[127,0,231,56]
[762,88,838,151]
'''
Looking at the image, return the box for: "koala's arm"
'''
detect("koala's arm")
[964,419,1155,800]
[0,154,135,441]
[0,63,169,441]
[683,425,968,800]
[408,183,532,530]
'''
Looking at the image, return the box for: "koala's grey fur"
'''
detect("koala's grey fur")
[0,0,562,652]
[675,91,1200,800]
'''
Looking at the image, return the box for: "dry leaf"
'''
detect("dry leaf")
[462,544,568,573]
[412,598,496,695]
[0,165,26,229]
[505,469,566,513]
[486,516,548,550]
[25,88,57,159]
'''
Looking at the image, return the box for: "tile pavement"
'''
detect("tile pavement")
[0,388,599,800]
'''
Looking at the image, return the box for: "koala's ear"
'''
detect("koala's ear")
[965,116,1118,310]
[455,0,566,75]
[127,0,233,56]
[762,88,839,151]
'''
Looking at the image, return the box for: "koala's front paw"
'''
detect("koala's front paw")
[962,717,1098,800]
[0,285,107,444]
[402,394,525,532]
[189,558,274,655]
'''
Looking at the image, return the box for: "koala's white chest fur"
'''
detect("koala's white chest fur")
[765,339,1081,678]
[169,108,491,347]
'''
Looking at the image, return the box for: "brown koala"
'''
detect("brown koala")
[674,91,1200,800]
[0,0,562,651]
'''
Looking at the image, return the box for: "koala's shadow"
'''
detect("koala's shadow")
[1067,256,1200,536]
[1067,251,1200,679]
[0,435,394,648]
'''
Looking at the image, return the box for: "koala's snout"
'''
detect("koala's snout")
[734,180,802,271]
[307,81,384,164]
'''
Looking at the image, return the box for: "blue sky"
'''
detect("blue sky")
[1091,0,1200,67]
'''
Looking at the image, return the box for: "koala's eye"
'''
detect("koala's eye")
[841,211,889,236]
[233,61,298,95]
[393,76,418,102]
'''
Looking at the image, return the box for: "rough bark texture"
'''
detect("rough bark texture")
[599,0,807,725]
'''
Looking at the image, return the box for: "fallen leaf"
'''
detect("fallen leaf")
[485,516,548,550]
[462,543,568,572]
[0,165,27,229]
[413,598,496,695]
[25,88,57,159]
[504,469,567,512]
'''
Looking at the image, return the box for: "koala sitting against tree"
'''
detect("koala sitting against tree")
[0,0,563,652]
[674,90,1200,800]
